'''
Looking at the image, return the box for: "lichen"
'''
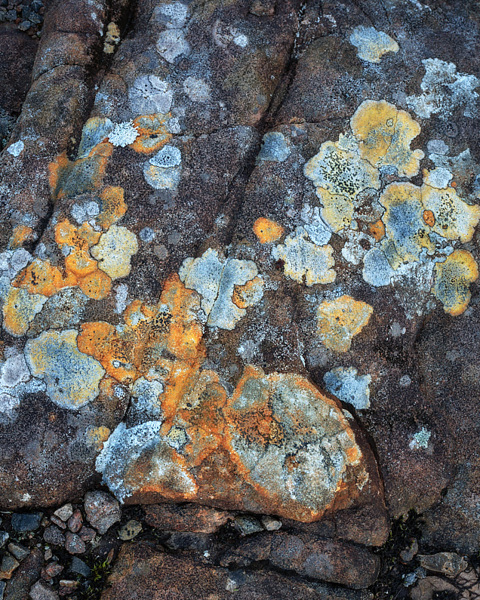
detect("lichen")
[128,76,173,115]
[272,228,336,286]
[25,329,105,409]
[323,367,371,410]
[379,183,434,263]
[253,217,284,244]
[144,145,182,190]
[91,225,138,280]
[257,132,291,163]
[317,295,373,352]
[350,100,424,178]
[406,59,479,120]
[349,26,399,63]
[432,249,478,316]
[2,287,48,336]
[179,248,263,330]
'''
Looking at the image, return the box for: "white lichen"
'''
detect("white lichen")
[323,367,371,410]
[108,121,139,147]
[349,26,399,63]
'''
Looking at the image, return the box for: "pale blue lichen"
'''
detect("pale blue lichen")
[323,367,371,410]
[128,76,173,115]
[108,121,139,147]
[179,248,263,330]
[77,117,114,158]
[362,247,394,287]
[25,329,105,409]
[156,29,191,63]
[7,140,25,158]
[257,132,291,163]
[144,145,182,190]
[406,59,480,119]
[183,77,211,102]
[272,227,336,286]
[349,26,399,63]
[409,427,431,450]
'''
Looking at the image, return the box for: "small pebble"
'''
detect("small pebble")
[44,549,52,561]
[0,581,5,600]
[67,509,83,533]
[0,553,20,579]
[50,515,66,530]
[65,532,86,555]
[8,541,29,561]
[41,562,64,580]
[70,557,91,578]
[234,515,263,536]
[30,580,59,600]
[261,515,282,531]
[78,526,96,543]
[5,9,16,20]
[0,531,8,549]
[53,504,73,522]
[11,512,43,532]
[18,19,30,30]
[118,519,142,541]
[43,526,66,546]
[84,491,121,534]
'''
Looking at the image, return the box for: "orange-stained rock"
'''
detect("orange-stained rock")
[96,364,371,522]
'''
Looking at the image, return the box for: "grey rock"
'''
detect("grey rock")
[53,504,73,522]
[43,526,66,547]
[64,532,86,555]
[234,516,264,536]
[0,531,8,549]
[418,552,468,577]
[7,542,29,561]
[70,557,90,578]
[0,553,20,579]
[11,513,43,533]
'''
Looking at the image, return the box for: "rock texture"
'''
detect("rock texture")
[1,0,480,593]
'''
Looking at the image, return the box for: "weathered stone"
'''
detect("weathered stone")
[52,504,73,522]
[7,543,29,562]
[84,491,121,534]
[29,581,59,600]
[3,548,42,600]
[118,520,142,541]
[66,509,82,533]
[102,542,370,600]
[43,526,65,547]
[70,557,90,578]
[418,552,468,578]
[64,532,86,555]
[0,554,19,580]
[41,562,63,580]
[11,512,42,532]
[144,504,231,534]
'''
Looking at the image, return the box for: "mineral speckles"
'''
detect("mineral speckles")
[144,145,182,190]
[349,26,399,63]
[224,366,366,521]
[253,217,284,244]
[323,367,371,410]
[350,100,424,178]
[272,228,335,286]
[179,249,263,330]
[406,59,480,119]
[432,250,478,316]
[25,330,105,409]
[128,76,173,115]
[317,296,373,353]
[91,225,138,280]
[409,427,431,450]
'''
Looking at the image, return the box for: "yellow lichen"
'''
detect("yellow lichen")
[91,225,138,280]
[2,287,47,336]
[350,100,424,178]
[433,250,478,316]
[9,225,33,249]
[421,184,480,243]
[253,217,284,243]
[317,295,373,352]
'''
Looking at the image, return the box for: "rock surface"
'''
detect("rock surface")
[1,0,480,594]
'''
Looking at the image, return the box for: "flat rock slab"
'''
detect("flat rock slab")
[0,0,480,558]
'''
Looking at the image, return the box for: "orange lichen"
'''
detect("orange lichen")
[423,210,435,227]
[9,225,33,249]
[78,270,112,300]
[2,287,47,336]
[232,276,264,310]
[317,295,374,352]
[86,426,111,451]
[253,217,285,244]
[48,151,70,196]
[131,114,172,155]
[97,186,127,230]
[13,259,76,297]
[368,219,386,242]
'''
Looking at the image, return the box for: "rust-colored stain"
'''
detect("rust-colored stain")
[368,219,385,242]
[423,209,435,227]
[253,217,285,243]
